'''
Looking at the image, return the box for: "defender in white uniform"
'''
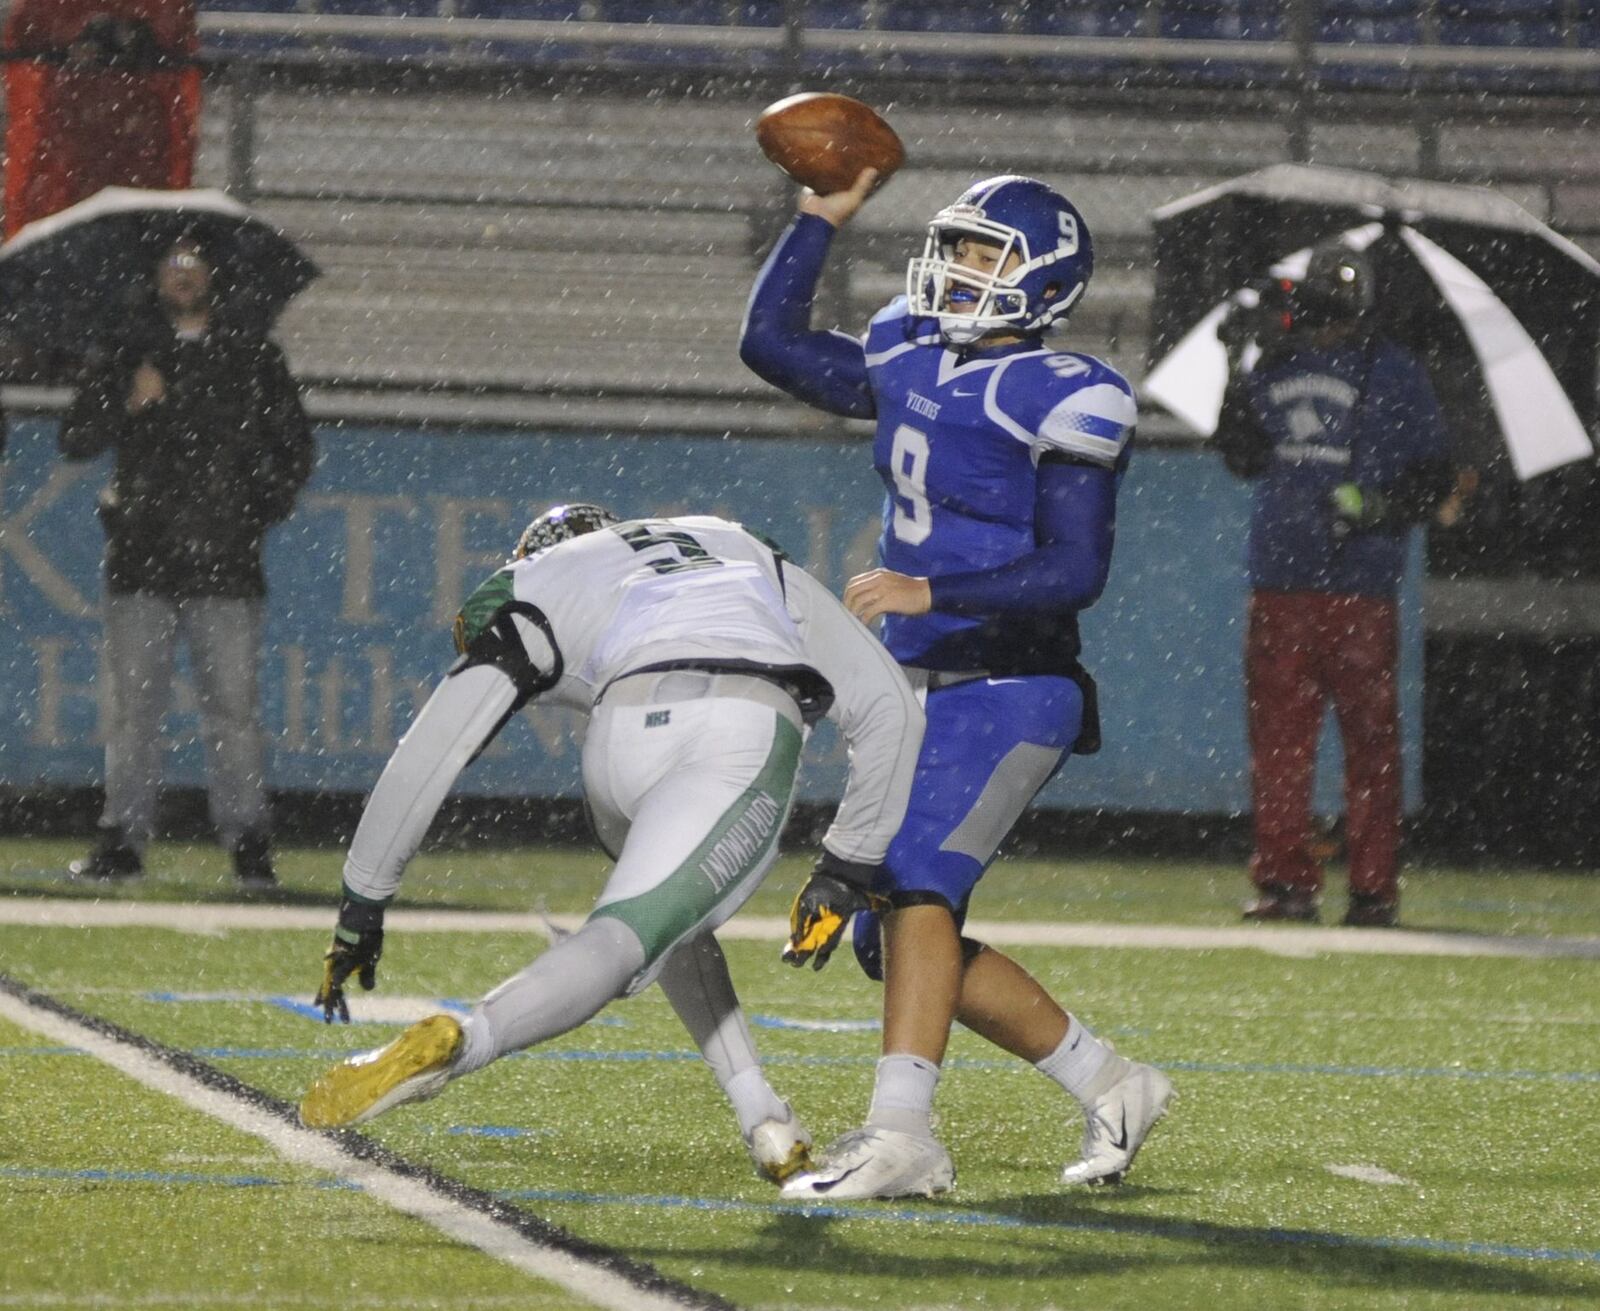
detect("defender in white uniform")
[298,505,922,1184]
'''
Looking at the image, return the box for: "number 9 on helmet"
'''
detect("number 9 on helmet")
[907,175,1094,346]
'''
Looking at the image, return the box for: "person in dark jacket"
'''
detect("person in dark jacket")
[1214,241,1452,928]
[59,232,314,885]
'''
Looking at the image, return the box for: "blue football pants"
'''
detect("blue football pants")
[852,673,1083,980]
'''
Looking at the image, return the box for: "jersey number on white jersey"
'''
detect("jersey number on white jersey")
[889,424,933,545]
[617,524,723,575]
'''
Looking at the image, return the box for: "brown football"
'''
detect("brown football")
[755,92,905,195]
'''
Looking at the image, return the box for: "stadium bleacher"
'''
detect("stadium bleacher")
[129,3,1600,412]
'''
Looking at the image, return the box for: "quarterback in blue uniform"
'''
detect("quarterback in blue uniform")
[741,170,1172,1199]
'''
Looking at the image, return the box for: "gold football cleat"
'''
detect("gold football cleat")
[299,1014,463,1129]
[745,1111,814,1184]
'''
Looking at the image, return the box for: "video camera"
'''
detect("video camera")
[1217,276,1300,355]
[1218,243,1376,356]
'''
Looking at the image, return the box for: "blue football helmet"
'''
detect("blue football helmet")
[906,175,1094,345]
[513,502,619,559]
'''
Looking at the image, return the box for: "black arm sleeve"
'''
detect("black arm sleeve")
[1212,374,1273,480]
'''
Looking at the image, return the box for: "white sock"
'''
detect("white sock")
[724,1067,790,1139]
[866,1054,941,1137]
[1035,1015,1127,1105]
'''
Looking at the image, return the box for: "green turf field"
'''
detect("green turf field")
[2,838,1597,1310]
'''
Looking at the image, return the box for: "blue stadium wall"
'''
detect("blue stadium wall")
[0,419,1424,814]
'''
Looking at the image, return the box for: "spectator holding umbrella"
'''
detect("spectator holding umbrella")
[1214,240,1453,928]
[58,228,314,886]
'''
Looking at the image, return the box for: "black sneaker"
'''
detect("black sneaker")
[233,829,277,889]
[1343,892,1399,928]
[67,827,145,882]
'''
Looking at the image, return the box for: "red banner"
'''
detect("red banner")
[3,0,200,237]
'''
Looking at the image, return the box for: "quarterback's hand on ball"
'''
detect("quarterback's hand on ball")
[783,853,884,970]
[799,167,879,228]
[314,893,388,1023]
[844,568,931,625]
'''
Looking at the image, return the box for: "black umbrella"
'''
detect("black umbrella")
[0,186,318,351]
[1144,164,1600,480]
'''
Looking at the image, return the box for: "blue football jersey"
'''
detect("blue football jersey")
[862,297,1137,672]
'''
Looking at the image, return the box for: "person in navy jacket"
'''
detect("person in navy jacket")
[1215,242,1452,928]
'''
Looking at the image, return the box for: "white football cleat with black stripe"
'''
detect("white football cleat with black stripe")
[1060,1059,1173,1186]
[779,1126,954,1202]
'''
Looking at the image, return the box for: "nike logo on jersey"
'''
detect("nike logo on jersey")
[951,388,980,397]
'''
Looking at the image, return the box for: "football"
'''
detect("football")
[755,92,905,195]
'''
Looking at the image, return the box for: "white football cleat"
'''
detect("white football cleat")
[745,1107,814,1184]
[779,1126,954,1202]
[1060,1058,1173,1186]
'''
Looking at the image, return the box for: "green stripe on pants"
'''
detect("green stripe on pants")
[590,716,801,963]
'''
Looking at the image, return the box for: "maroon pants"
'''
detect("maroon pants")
[1246,589,1401,900]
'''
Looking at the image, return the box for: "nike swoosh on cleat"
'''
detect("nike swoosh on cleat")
[809,1164,864,1194]
[1109,1108,1129,1152]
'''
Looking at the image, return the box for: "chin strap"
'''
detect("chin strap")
[938,315,1003,345]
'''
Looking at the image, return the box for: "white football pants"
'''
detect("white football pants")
[454,672,801,1091]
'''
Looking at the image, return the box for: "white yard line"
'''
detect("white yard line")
[0,987,716,1311]
[1,896,1597,960]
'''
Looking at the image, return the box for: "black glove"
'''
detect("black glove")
[1330,482,1390,541]
[782,852,884,971]
[314,894,386,1024]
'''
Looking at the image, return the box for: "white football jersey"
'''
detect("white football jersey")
[342,516,923,903]
[455,515,815,713]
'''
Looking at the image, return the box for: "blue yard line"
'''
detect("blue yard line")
[0,1165,357,1190]
[6,1042,1598,1083]
[443,1124,545,1138]
[193,1048,369,1059]
[0,1045,83,1055]
[138,993,627,1026]
[495,1185,1600,1268]
[7,1165,1591,1268]
[263,996,479,1022]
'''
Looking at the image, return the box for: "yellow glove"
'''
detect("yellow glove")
[782,855,884,970]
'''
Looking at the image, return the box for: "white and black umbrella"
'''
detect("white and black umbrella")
[0,186,318,351]
[1143,165,1600,481]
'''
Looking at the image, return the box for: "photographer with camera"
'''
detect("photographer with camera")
[1214,241,1453,927]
